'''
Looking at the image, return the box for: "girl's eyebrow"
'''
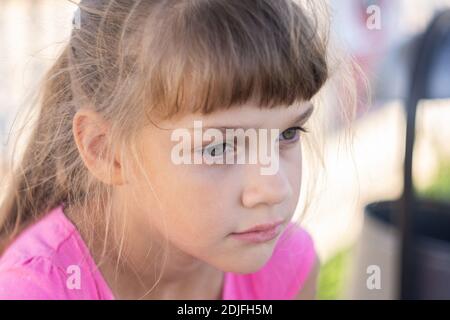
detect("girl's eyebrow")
[188,103,315,131]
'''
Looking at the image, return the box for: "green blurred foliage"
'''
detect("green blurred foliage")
[420,161,450,201]
[317,247,351,300]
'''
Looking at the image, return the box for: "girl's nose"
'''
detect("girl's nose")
[240,164,293,209]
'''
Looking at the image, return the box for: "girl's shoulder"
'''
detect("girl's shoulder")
[0,205,112,299]
[223,222,317,299]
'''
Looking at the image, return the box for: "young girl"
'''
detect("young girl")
[0,0,341,299]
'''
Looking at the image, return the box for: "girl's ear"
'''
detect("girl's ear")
[72,108,126,185]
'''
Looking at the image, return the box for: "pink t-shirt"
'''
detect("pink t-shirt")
[0,205,316,299]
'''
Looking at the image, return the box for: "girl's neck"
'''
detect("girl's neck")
[65,203,225,299]
[101,258,225,300]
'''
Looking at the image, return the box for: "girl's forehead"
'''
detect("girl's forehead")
[152,102,313,130]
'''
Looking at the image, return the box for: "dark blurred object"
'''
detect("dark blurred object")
[374,12,450,102]
[365,9,450,300]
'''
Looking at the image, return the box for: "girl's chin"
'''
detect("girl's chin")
[219,245,276,274]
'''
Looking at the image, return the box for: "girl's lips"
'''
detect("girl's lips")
[231,220,284,244]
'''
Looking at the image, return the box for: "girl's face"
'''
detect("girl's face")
[126,102,313,274]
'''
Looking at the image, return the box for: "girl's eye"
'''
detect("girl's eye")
[280,126,308,142]
[202,142,234,157]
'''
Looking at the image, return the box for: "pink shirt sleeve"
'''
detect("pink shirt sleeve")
[0,205,114,300]
[0,256,68,299]
[282,224,317,297]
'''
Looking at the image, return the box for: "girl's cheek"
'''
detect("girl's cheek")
[279,151,302,203]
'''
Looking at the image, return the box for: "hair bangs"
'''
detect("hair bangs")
[140,0,329,120]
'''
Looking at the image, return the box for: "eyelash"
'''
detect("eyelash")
[279,126,309,143]
[199,126,309,156]
[201,141,234,157]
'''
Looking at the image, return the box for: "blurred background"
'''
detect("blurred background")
[0,0,449,299]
